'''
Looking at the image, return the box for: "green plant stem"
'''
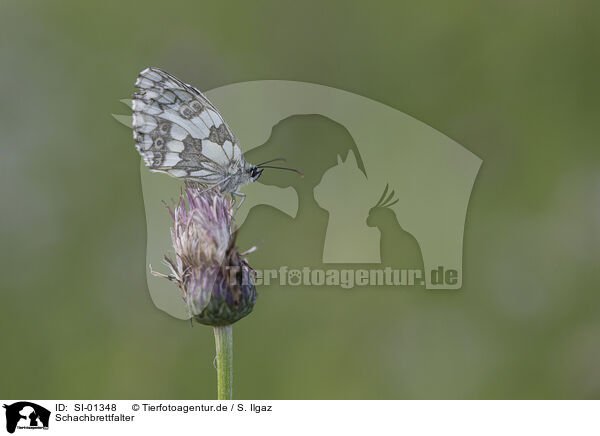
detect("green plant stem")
[213,325,233,400]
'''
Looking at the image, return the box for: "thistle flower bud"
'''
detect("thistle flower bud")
[155,186,257,326]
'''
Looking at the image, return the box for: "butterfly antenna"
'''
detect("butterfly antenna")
[259,166,304,178]
[256,157,287,167]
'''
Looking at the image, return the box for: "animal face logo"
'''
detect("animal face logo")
[3,402,50,433]
[115,80,481,318]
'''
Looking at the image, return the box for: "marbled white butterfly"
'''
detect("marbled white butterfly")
[132,67,300,203]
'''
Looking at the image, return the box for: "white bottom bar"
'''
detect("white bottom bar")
[1,400,596,436]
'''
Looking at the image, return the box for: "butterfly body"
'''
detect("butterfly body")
[132,67,262,194]
[215,161,262,193]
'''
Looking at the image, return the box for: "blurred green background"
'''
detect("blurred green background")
[1,0,599,399]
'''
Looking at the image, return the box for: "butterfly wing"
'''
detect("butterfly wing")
[132,67,244,184]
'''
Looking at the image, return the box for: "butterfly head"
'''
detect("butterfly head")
[249,166,264,181]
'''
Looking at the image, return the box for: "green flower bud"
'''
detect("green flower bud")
[155,186,257,326]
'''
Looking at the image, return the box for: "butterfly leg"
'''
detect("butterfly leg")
[185,180,218,195]
[232,192,246,215]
